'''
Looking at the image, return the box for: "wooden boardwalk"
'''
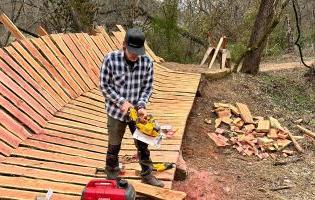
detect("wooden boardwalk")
[0,26,200,199]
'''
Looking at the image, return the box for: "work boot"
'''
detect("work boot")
[105,166,120,180]
[141,173,164,187]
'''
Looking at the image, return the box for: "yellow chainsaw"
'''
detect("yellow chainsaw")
[128,107,160,137]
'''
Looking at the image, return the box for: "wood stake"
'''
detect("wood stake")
[209,37,223,69]
[296,125,315,139]
[0,13,26,40]
[200,46,214,66]
[285,128,304,153]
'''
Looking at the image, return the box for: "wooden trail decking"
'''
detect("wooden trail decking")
[0,25,201,199]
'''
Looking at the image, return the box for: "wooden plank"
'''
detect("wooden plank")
[3,157,175,180]
[95,34,112,54]
[236,102,254,124]
[40,35,90,92]
[0,48,58,114]
[0,82,46,126]
[54,112,105,128]
[50,34,95,90]
[31,37,83,96]
[43,128,182,146]
[209,37,223,69]
[21,139,106,160]
[110,35,122,50]
[36,25,48,36]
[0,109,32,140]
[96,26,116,50]
[256,120,270,132]
[0,68,53,121]
[0,187,80,200]
[0,176,83,195]
[10,42,68,106]
[90,34,110,55]
[20,39,75,100]
[69,33,100,75]
[4,46,63,109]
[129,180,186,200]
[3,157,96,176]
[0,140,13,156]
[44,123,106,141]
[21,139,179,162]
[12,147,103,168]
[200,46,214,66]
[0,13,26,40]
[29,133,180,152]
[61,34,99,85]
[80,33,104,61]
[0,125,22,148]
[71,33,102,67]
[65,103,104,118]
[0,163,92,185]
[0,95,44,134]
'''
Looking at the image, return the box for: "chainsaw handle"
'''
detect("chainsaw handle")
[86,179,116,188]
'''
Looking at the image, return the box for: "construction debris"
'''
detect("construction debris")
[208,102,307,159]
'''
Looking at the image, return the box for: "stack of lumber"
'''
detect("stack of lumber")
[208,102,304,159]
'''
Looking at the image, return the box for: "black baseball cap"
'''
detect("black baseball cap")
[124,28,145,56]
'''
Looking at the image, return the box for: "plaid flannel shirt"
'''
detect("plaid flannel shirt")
[99,50,154,122]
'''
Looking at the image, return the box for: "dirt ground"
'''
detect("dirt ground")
[166,61,315,200]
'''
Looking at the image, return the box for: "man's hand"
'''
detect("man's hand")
[138,108,148,122]
[120,101,133,115]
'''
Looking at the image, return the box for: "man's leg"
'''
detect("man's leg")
[128,121,164,187]
[106,115,126,179]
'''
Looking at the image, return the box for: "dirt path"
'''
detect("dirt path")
[167,62,314,200]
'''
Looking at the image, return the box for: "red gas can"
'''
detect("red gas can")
[81,179,136,200]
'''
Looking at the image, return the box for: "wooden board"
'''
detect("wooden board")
[0,13,26,40]
[256,120,270,132]
[10,42,68,106]
[0,81,46,126]
[49,34,95,90]
[31,37,83,96]
[40,35,89,92]
[0,187,80,200]
[236,102,254,124]
[4,45,63,109]
[0,70,53,123]
[20,39,73,102]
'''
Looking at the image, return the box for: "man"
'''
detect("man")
[99,28,164,187]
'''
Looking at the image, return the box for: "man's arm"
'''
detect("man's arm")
[99,57,126,108]
[137,61,154,109]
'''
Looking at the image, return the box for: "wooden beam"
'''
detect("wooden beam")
[236,102,254,124]
[0,13,26,40]
[36,26,48,36]
[286,128,304,153]
[129,180,187,200]
[200,46,214,66]
[208,37,223,69]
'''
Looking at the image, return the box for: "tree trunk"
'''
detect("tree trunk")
[240,0,276,74]
[285,15,295,54]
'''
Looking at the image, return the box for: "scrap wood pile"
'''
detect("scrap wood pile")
[207,102,312,159]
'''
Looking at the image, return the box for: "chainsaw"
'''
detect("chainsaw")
[128,107,163,146]
[128,107,160,137]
